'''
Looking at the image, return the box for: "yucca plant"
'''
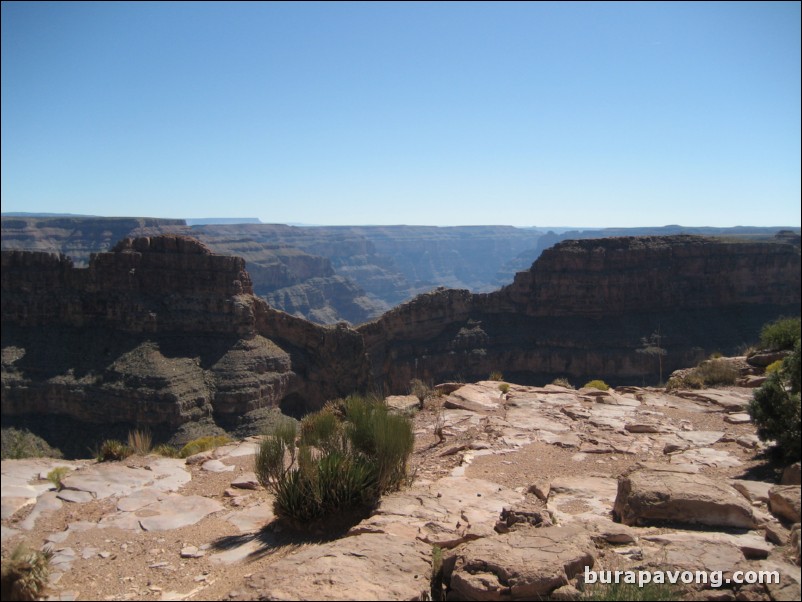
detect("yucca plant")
[1,544,53,601]
[96,439,134,462]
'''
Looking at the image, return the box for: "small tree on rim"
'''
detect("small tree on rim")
[638,329,667,385]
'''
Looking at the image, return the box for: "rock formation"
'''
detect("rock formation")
[360,234,801,391]
[1,235,370,454]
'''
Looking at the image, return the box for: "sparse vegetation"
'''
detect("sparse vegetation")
[255,394,414,527]
[666,358,739,390]
[1,428,62,460]
[127,428,152,455]
[1,544,53,601]
[178,435,232,459]
[583,380,610,391]
[760,316,801,351]
[409,378,431,404]
[96,439,134,462]
[488,371,503,381]
[551,377,575,389]
[749,339,801,463]
[46,466,71,490]
[765,359,784,374]
[430,545,445,601]
[152,443,180,458]
[498,383,510,395]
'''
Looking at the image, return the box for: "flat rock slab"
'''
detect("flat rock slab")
[445,383,503,413]
[674,389,753,411]
[447,526,595,600]
[731,479,773,505]
[201,459,235,473]
[230,472,260,490]
[614,469,756,529]
[60,459,189,499]
[239,532,431,601]
[642,538,745,577]
[18,490,62,530]
[670,447,742,468]
[352,476,523,548]
[137,494,225,532]
[548,477,618,523]
[769,485,801,524]
[224,501,274,533]
[57,489,94,504]
[385,394,420,414]
[642,530,772,560]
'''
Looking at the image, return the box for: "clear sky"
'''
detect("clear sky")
[2,1,800,228]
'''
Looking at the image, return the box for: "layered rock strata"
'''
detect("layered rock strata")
[1,235,370,452]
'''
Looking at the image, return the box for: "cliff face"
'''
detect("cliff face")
[1,235,370,450]
[360,234,801,391]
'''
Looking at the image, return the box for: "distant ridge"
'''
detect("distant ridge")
[184,218,262,225]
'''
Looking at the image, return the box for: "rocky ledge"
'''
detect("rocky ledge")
[1,380,799,601]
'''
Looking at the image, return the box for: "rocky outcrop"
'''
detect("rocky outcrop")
[1,235,370,453]
[360,234,801,391]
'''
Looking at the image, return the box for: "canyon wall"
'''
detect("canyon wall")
[360,234,801,391]
[1,235,370,453]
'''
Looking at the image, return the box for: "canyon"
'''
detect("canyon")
[1,227,799,453]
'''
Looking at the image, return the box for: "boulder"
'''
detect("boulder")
[769,485,801,524]
[613,468,756,529]
[446,526,595,600]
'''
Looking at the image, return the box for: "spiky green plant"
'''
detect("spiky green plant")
[46,466,71,490]
[152,443,180,458]
[1,544,53,601]
[96,439,134,462]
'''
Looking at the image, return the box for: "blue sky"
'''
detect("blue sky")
[2,1,800,227]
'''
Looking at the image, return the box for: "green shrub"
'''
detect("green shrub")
[127,429,152,455]
[749,340,801,463]
[488,371,503,381]
[409,378,431,403]
[1,544,53,601]
[46,467,71,490]
[1,428,62,460]
[498,383,510,395]
[431,545,445,601]
[178,435,231,458]
[583,380,610,391]
[694,359,739,386]
[551,378,574,389]
[760,316,801,350]
[96,439,134,462]
[765,360,784,374]
[152,443,180,458]
[300,410,341,452]
[256,395,413,527]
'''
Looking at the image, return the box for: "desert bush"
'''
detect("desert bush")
[178,435,231,459]
[127,429,152,455]
[430,545,445,601]
[1,544,53,601]
[1,428,62,460]
[693,359,739,386]
[765,360,784,374]
[760,316,801,351]
[749,340,801,463]
[551,378,575,389]
[256,395,413,527]
[488,371,503,381]
[498,383,510,395]
[46,467,71,490]
[152,443,180,458]
[409,378,431,403]
[583,380,610,391]
[96,439,134,462]
[299,410,341,452]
